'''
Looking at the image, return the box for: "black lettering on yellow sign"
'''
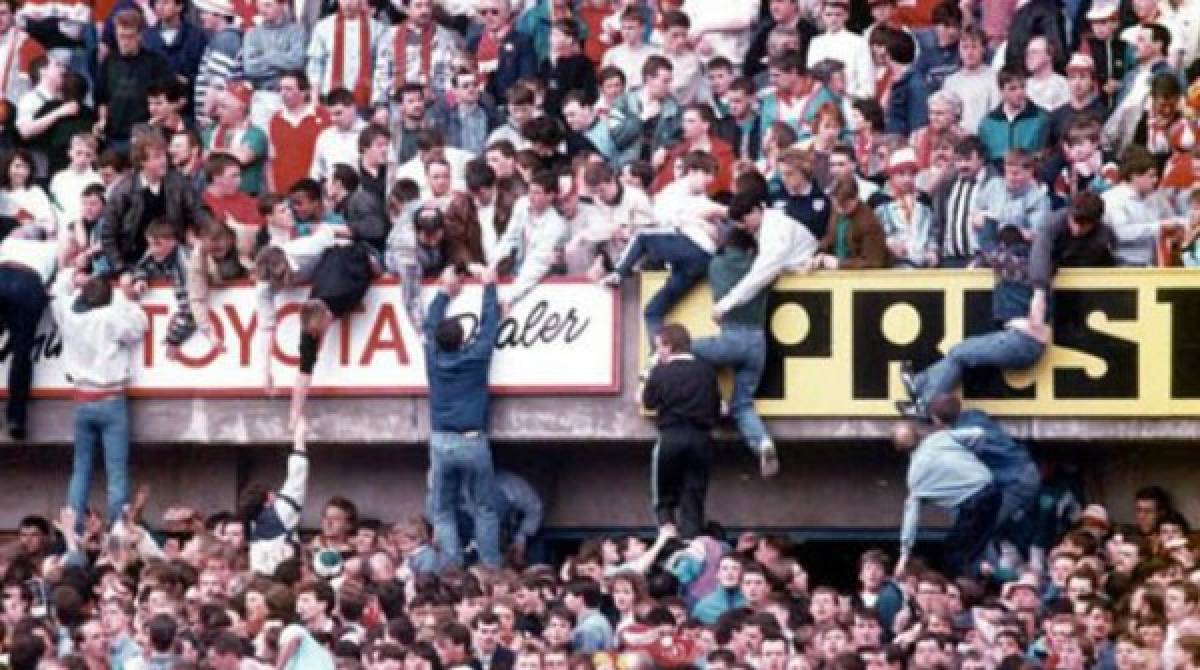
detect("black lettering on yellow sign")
[852,291,944,399]
[1051,289,1138,399]
[1157,288,1200,398]
[759,291,831,399]
[642,271,1200,416]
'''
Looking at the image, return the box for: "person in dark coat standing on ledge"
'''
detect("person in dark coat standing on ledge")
[640,323,721,539]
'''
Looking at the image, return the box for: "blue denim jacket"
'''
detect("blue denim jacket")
[424,284,500,433]
[954,410,1038,490]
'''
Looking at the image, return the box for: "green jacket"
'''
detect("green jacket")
[710,245,767,327]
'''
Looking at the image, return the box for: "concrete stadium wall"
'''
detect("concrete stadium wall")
[2,285,1199,531]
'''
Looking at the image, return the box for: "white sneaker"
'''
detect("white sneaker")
[759,442,780,478]
[598,272,622,287]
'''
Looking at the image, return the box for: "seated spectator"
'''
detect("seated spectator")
[651,103,734,196]
[969,149,1050,246]
[436,68,499,156]
[1024,36,1069,112]
[0,148,55,231]
[942,25,999,135]
[309,88,366,182]
[202,153,265,266]
[611,56,682,167]
[814,178,889,270]
[770,147,830,240]
[1133,73,1187,171]
[202,82,269,196]
[325,163,390,254]
[129,218,196,360]
[1102,146,1182,267]
[978,66,1050,166]
[874,147,937,268]
[101,132,201,278]
[187,219,249,348]
[912,90,965,171]
[490,170,569,311]
[1045,115,1117,208]
[48,132,101,236]
[875,25,927,138]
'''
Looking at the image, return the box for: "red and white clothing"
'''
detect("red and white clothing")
[305,12,387,107]
[268,103,331,193]
[375,21,462,101]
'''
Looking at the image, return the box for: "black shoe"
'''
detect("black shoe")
[9,425,26,440]
[900,360,918,400]
[894,400,928,420]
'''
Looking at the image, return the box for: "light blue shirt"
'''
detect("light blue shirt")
[282,624,335,670]
[900,427,993,553]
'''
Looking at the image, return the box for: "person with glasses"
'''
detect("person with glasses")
[470,0,537,108]
[437,69,498,156]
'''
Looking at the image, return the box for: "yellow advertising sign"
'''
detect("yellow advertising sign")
[641,269,1200,417]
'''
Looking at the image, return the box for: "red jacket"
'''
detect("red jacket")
[650,136,735,196]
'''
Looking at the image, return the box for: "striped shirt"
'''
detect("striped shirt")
[133,245,195,346]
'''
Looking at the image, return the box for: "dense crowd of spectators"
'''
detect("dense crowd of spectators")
[0,0,1196,666]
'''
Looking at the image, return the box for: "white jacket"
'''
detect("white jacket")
[681,0,759,66]
[716,209,817,313]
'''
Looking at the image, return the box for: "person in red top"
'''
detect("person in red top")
[202,153,264,265]
[267,70,331,194]
[651,103,734,196]
[578,0,616,65]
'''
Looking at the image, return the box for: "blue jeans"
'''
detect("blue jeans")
[914,328,1045,404]
[691,325,770,452]
[67,395,130,526]
[0,267,49,429]
[613,229,712,342]
[428,431,500,567]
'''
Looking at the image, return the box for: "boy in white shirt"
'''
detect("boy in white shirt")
[49,132,102,236]
[601,150,723,343]
[601,6,659,90]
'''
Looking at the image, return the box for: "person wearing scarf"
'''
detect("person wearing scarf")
[304,0,384,107]
[202,80,269,195]
[381,0,461,101]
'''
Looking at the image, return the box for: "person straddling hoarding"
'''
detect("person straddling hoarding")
[286,241,379,427]
[0,219,58,439]
[689,227,780,479]
[926,392,1042,569]
[423,263,502,568]
[601,151,724,350]
[713,190,818,322]
[50,253,148,527]
[897,189,1115,418]
[892,419,999,578]
[640,323,721,539]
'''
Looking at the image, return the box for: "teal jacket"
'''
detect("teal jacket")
[691,586,747,625]
[977,102,1049,165]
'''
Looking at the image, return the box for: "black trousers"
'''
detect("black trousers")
[0,266,48,429]
[944,481,1002,577]
[651,427,712,538]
